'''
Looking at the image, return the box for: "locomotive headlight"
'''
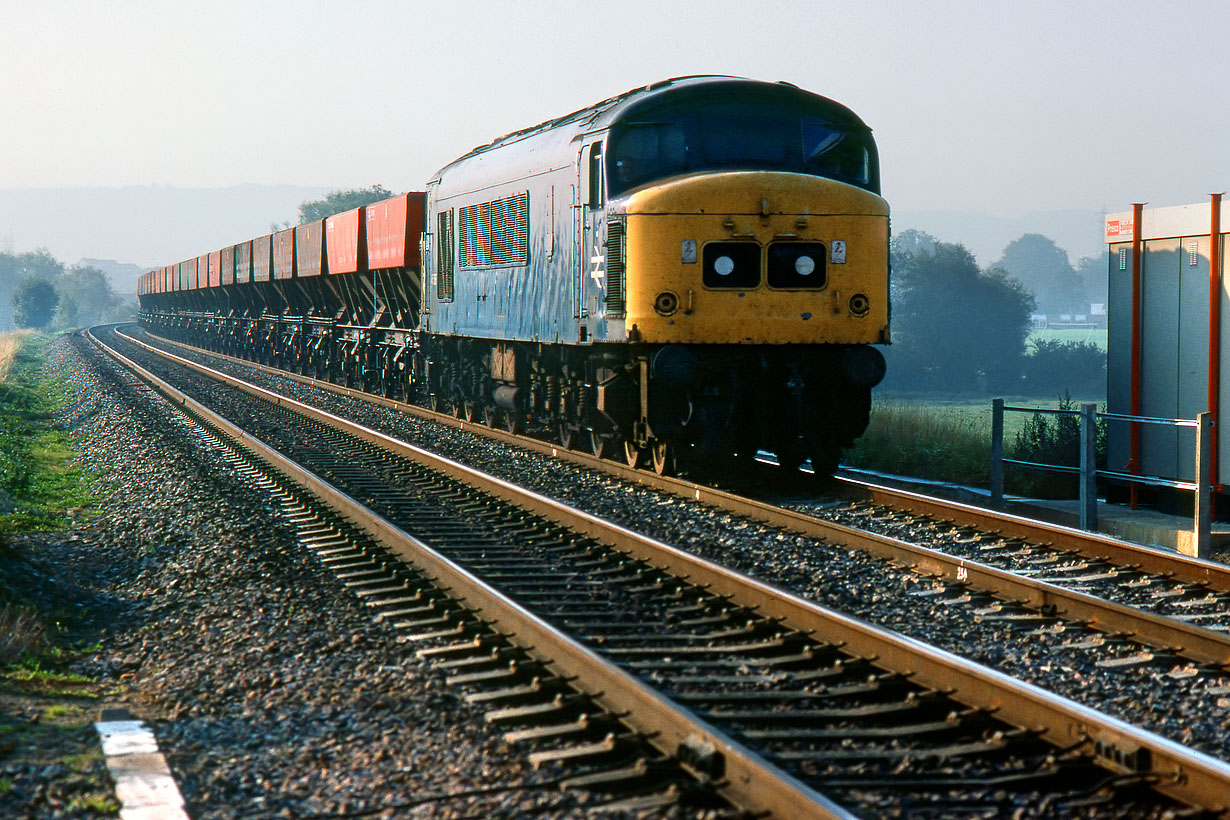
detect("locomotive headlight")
[703,243,760,288]
[767,242,826,289]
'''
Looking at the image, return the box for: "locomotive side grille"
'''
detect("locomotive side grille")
[459,191,530,268]
[605,216,626,317]
[437,209,455,302]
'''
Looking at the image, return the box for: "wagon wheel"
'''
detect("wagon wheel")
[589,430,609,459]
[462,402,478,423]
[558,423,575,450]
[775,443,804,473]
[504,411,521,435]
[650,441,673,476]
[622,439,641,469]
[483,405,499,428]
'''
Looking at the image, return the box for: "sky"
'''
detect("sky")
[1,0,1227,270]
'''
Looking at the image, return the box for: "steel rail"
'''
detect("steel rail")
[833,476,1230,586]
[124,329,1230,667]
[104,327,1230,813]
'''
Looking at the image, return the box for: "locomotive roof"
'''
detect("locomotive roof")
[433,75,870,179]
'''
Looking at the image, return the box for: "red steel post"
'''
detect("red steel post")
[1129,203,1145,508]
[1210,193,1223,497]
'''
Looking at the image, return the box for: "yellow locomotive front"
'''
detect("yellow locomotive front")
[620,172,888,346]
[599,79,889,474]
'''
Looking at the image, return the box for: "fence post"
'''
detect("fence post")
[1196,412,1212,559]
[991,399,1004,507]
[1080,403,1098,531]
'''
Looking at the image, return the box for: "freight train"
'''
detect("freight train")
[137,76,890,476]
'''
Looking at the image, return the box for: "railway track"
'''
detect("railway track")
[130,327,1230,672]
[90,324,1230,817]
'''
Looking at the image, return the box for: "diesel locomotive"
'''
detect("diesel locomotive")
[137,76,890,476]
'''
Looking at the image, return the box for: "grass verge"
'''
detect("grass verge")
[0,331,94,535]
[0,332,121,816]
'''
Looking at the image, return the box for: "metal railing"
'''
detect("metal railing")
[990,399,1213,558]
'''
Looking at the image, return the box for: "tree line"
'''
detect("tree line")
[885,229,1107,396]
[2,250,134,332]
[995,232,1107,314]
[3,181,1108,399]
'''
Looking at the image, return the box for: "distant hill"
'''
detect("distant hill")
[0,184,331,275]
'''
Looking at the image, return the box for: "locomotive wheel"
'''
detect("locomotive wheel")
[809,446,841,478]
[589,431,609,458]
[558,423,575,450]
[650,442,673,476]
[623,440,641,469]
[776,444,804,473]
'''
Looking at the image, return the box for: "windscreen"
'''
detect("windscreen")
[607,94,879,197]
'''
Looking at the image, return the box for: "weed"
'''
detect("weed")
[62,750,103,771]
[1,656,102,701]
[0,606,47,664]
[1008,394,1107,499]
[67,794,120,814]
[0,330,32,383]
[4,664,96,685]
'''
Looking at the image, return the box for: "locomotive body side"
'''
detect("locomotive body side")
[424,125,590,344]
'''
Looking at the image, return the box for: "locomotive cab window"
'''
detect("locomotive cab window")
[607,88,878,197]
[587,143,604,209]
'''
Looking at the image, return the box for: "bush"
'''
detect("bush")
[1007,395,1106,498]
[11,278,59,330]
[1021,338,1105,397]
